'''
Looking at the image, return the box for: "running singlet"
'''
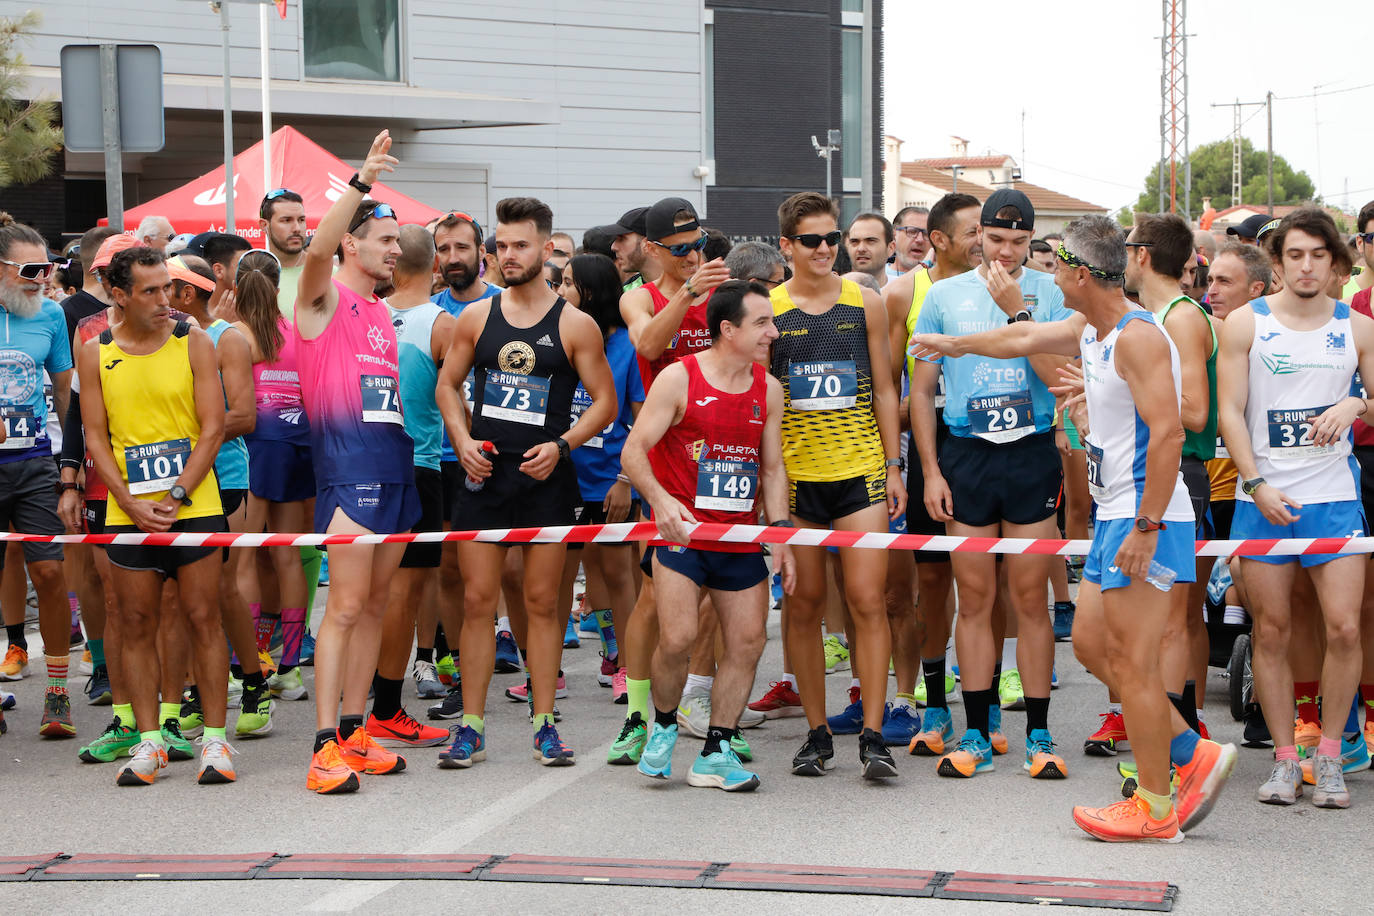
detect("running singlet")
[571,326,645,501]
[636,281,711,388]
[246,318,311,447]
[431,283,496,462]
[1350,288,1374,447]
[388,300,444,472]
[0,297,70,464]
[648,354,767,553]
[1239,296,1359,505]
[294,278,415,489]
[205,319,249,490]
[1155,295,1217,461]
[1079,311,1193,523]
[98,320,222,525]
[468,293,579,457]
[769,278,884,482]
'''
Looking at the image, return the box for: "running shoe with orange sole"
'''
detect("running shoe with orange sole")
[908,706,954,756]
[987,704,1009,755]
[340,725,407,774]
[1084,710,1129,757]
[937,731,994,778]
[308,739,361,794]
[1173,738,1237,831]
[1073,793,1183,843]
[115,740,168,787]
[365,710,450,747]
[1294,719,1321,757]
[1024,728,1067,779]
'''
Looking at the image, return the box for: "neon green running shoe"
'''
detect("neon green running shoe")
[234,680,275,738]
[998,668,1025,711]
[608,713,647,765]
[162,718,195,761]
[730,732,753,762]
[823,634,850,674]
[178,690,204,737]
[436,653,458,686]
[79,719,139,763]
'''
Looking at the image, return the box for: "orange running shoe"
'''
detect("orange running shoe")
[1073,793,1182,843]
[340,725,407,774]
[1024,729,1067,779]
[936,731,994,778]
[1173,738,1237,831]
[1294,719,1320,756]
[1365,721,1374,760]
[307,739,361,794]
[0,644,29,680]
[907,706,954,756]
[365,710,449,747]
[1084,710,1129,756]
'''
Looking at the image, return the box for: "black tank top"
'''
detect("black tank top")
[470,293,578,456]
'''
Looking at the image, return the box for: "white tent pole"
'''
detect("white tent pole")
[260,2,272,194]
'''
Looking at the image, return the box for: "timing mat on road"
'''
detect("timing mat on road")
[2,852,1177,910]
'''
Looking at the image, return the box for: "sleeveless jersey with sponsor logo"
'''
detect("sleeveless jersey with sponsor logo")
[636,281,711,388]
[246,317,311,448]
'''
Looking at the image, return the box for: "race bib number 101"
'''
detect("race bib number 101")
[124,438,191,495]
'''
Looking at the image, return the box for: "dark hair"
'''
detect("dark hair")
[1131,212,1194,280]
[707,279,771,342]
[703,227,732,262]
[847,211,895,245]
[1358,200,1374,235]
[105,246,164,293]
[1266,206,1353,277]
[928,193,980,241]
[235,250,285,363]
[894,205,929,225]
[202,232,252,270]
[433,212,483,247]
[579,226,616,260]
[778,191,838,238]
[54,259,82,292]
[544,260,564,288]
[1029,239,1053,255]
[0,212,47,260]
[484,235,497,255]
[260,188,304,221]
[496,197,554,236]
[567,253,625,337]
[76,225,119,274]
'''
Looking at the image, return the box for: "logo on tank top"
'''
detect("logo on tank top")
[367,325,390,354]
[498,340,536,375]
[1327,332,1346,353]
[689,438,705,461]
[836,322,859,333]
[0,350,38,402]
[1259,331,1280,342]
[536,334,554,347]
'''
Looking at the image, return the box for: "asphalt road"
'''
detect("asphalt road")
[1,592,1364,914]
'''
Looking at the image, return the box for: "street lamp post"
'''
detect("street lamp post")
[812,129,841,202]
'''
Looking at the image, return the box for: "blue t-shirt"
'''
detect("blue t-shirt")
[389,301,444,471]
[0,299,73,464]
[205,320,250,490]
[432,283,499,463]
[913,267,1068,440]
[571,327,645,501]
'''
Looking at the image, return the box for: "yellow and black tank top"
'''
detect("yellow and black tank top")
[903,267,936,382]
[99,320,222,525]
[770,278,885,481]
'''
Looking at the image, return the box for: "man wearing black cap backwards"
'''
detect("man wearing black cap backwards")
[909,189,1070,781]
[606,207,655,292]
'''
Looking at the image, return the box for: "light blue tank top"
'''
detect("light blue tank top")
[388,301,443,471]
[206,319,250,490]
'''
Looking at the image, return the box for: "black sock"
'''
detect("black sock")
[704,725,730,755]
[922,657,947,709]
[1181,680,1198,729]
[1025,695,1050,733]
[964,687,994,738]
[338,714,364,738]
[434,625,449,658]
[370,674,404,721]
[1167,691,1200,732]
[415,647,434,664]
[654,706,677,729]
[5,623,26,652]
[242,670,266,689]
[230,662,244,680]
[993,661,1003,683]
[314,728,335,752]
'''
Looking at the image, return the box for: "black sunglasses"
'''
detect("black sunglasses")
[1123,241,1154,248]
[787,230,843,249]
[349,202,397,233]
[650,231,708,258]
[1360,233,1374,244]
[0,258,55,281]
[896,226,928,239]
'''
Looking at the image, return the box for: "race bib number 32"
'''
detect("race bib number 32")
[0,406,38,450]
[360,375,403,425]
[968,390,1033,443]
[788,360,858,410]
[695,458,758,512]
[1267,405,1336,459]
[482,371,550,427]
[125,438,191,495]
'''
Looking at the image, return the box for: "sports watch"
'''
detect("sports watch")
[1241,477,1266,497]
[168,485,192,507]
[1134,516,1165,533]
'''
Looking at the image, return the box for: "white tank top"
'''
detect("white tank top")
[1080,311,1194,522]
[1240,297,1359,504]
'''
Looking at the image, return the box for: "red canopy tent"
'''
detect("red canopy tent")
[109,126,441,243]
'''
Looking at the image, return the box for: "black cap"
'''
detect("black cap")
[981,189,1035,231]
[606,207,649,238]
[1226,213,1272,240]
[580,225,618,259]
[181,231,217,258]
[644,197,700,241]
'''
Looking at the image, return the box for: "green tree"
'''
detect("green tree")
[1134,138,1315,219]
[0,12,63,189]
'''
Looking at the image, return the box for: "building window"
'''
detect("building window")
[303,0,402,82]
[840,26,861,181]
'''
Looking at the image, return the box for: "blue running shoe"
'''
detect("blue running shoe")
[951,664,960,681]
[638,722,678,779]
[318,553,329,586]
[437,725,485,769]
[1051,665,1060,690]
[579,612,599,635]
[881,703,922,747]
[937,730,994,777]
[299,632,316,667]
[1024,727,1067,779]
[533,723,576,766]
[908,705,955,756]
[987,702,1008,754]
[826,688,864,735]
[1052,601,1075,641]
[563,616,580,649]
[494,630,522,673]
[687,748,760,792]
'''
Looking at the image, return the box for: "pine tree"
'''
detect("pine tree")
[0,12,64,189]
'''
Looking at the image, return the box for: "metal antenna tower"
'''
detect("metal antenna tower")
[1210,97,1268,208]
[1159,0,1189,215]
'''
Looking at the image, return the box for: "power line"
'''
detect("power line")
[1273,81,1374,102]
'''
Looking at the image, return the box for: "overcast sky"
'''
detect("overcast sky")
[882,0,1372,215]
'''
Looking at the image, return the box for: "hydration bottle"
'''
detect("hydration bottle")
[464,441,496,492]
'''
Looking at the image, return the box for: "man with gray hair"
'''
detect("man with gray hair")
[723,240,786,288]
[135,217,175,253]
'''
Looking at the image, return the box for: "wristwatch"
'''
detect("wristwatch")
[769,519,795,528]
[1134,516,1165,532]
[556,437,571,461]
[348,172,373,194]
[168,485,193,507]
[885,457,905,472]
[1241,476,1266,497]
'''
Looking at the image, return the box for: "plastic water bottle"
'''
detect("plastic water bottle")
[1145,560,1177,591]
[464,441,496,492]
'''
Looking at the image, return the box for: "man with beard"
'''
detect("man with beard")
[845,212,896,289]
[432,212,497,317]
[607,207,655,292]
[259,189,309,316]
[0,215,74,738]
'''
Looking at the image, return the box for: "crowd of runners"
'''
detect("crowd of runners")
[4,128,1374,843]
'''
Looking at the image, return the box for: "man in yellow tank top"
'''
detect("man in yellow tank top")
[78,246,233,789]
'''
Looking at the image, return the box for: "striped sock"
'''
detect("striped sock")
[44,655,68,693]
[280,607,306,668]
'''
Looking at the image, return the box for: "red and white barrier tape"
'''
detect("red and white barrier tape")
[1,522,1373,558]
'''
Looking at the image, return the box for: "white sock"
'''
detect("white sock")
[496,616,511,633]
[1001,637,1018,671]
[1108,702,1122,716]
[782,672,796,688]
[684,673,713,695]
[1223,605,1247,625]
[893,694,914,710]
[1196,708,1205,724]
[849,677,861,690]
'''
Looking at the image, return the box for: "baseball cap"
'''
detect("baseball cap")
[606,207,649,238]
[1226,213,1272,240]
[181,231,218,259]
[165,255,216,293]
[89,233,140,272]
[166,233,195,256]
[644,198,700,242]
[980,189,1035,232]
[1255,217,1282,241]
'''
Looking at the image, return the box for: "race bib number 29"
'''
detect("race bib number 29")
[968,391,1033,443]
[125,438,190,495]
[1267,406,1335,459]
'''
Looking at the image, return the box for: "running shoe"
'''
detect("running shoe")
[533,722,576,766]
[1365,721,1374,763]
[308,739,360,794]
[826,686,864,736]
[563,616,580,649]
[0,708,5,734]
[987,703,1009,755]
[579,611,599,635]
[598,654,616,687]
[1023,728,1067,779]
[998,668,1025,710]
[235,680,274,738]
[505,673,568,702]
[1051,666,1059,690]
[366,709,449,747]
[257,648,278,678]
[39,689,76,738]
[1084,711,1129,757]
[911,673,957,707]
[860,727,898,778]
[268,665,308,701]
[1299,732,1370,783]
[116,740,168,787]
[748,680,804,718]
[197,735,237,784]
[226,676,243,709]
[494,630,522,673]
[676,689,711,738]
[688,748,760,792]
[1294,719,1321,757]
[951,664,960,681]
[162,719,195,761]
[79,648,93,676]
[1311,754,1351,808]
[881,703,922,747]
[612,667,627,704]
[638,721,678,779]
[1072,793,1183,843]
[79,719,139,763]
[427,683,464,720]
[791,725,835,776]
[823,634,850,674]
[1256,758,1303,805]
[317,553,329,586]
[1174,738,1237,831]
[178,691,204,737]
[0,689,13,710]
[937,731,994,778]
[340,725,407,774]
[608,713,647,765]
[908,706,954,756]
[0,644,29,680]
[435,652,457,685]
[412,659,445,699]
[1052,601,1075,641]
[299,632,316,667]
[730,732,753,762]
[83,664,112,706]
[437,725,486,769]
[1242,704,1272,748]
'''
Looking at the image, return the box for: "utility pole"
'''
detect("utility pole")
[1266,90,1275,216]
[1159,0,1188,215]
[812,129,841,203]
[1210,97,1266,208]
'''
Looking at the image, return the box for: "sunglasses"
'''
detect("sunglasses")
[442,210,484,239]
[1055,243,1124,282]
[650,231,708,258]
[349,202,397,233]
[896,226,928,239]
[0,258,55,282]
[264,187,296,201]
[786,230,843,249]
[1360,233,1374,244]
[1123,241,1154,248]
